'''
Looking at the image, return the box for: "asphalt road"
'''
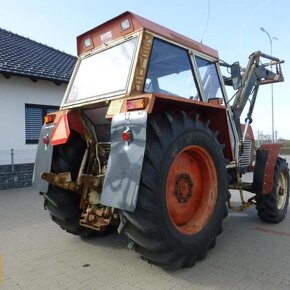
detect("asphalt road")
[0,158,290,290]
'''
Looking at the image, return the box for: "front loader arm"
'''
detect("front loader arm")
[231,51,284,140]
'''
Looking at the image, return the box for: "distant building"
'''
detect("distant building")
[0,28,76,189]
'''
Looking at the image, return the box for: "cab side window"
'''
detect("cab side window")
[195,56,223,101]
[144,38,199,100]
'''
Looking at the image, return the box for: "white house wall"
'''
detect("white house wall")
[0,74,66,164]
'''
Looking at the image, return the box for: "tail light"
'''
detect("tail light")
[122,128,133,142]
[126,98,145,111]
[44,114,55,124]
[42,134,49,145]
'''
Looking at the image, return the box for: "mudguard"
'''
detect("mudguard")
[101,111,147,211]
[252,143,283,195]
[32,124,55,193]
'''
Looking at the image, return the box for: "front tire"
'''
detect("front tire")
[122,112,227,268]
[256,157,289,223]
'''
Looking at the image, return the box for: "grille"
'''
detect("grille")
[239,139,252,167]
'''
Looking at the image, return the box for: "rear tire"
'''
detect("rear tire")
[44,131,93,237]
[122,112,227,268]
[256,157,289,223]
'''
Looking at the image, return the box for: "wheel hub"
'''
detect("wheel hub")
[277,172,288,210]
[278,186,284,196]
[175,174,194,203]
[166,144,218,235]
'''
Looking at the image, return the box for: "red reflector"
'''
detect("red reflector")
[122,130,132,142]
[42,135,49,145]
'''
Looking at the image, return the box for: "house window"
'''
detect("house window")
[25,104,58,144]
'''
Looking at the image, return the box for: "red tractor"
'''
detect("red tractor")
[33,12,289,268]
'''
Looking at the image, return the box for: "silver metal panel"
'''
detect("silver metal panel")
[32,125,54,193]
[240,139,252,167]
[101,111,147,212]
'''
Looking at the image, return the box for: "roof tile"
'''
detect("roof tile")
[0,28,76,82]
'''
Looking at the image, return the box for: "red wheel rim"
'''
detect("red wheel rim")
[166,145,218,235]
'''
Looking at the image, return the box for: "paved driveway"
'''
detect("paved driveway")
[1,182,290,289]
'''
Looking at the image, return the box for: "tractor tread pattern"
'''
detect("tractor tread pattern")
[122,112,227,268]
[256,158,289,223]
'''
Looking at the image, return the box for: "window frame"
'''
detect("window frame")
[191,53,228,103]
[61,34,141,108]
[144,37,201,100]
[25,103,59,144]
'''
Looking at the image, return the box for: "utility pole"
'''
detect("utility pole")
[260,27,278,142]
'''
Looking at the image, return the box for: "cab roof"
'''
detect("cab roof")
[77,11,218,59]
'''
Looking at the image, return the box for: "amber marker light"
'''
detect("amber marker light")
[126,98,145,111]
[44,114,55,124]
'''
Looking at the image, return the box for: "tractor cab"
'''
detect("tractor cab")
[62,11,226,109]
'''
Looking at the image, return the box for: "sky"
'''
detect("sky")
[0,0,289,139]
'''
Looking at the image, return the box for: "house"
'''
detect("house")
[0,28,76,189]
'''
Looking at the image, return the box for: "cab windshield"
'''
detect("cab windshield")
[63,37,138,105]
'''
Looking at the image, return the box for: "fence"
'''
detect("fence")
[0,149,36,167]
[0,149,36,190]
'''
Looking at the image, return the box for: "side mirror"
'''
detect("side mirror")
[231,62,242,90]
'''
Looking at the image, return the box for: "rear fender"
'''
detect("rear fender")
[101,111,147,211]
[33,110,86,193]
[252,143,283,195]
[32,124,54,193]
[109,93,235,161]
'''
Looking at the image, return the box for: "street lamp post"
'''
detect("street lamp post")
[260,27,278,142]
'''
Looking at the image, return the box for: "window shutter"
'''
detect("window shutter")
[25,104,59,144]
[47,108,57,114]
[25,107,43,143]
